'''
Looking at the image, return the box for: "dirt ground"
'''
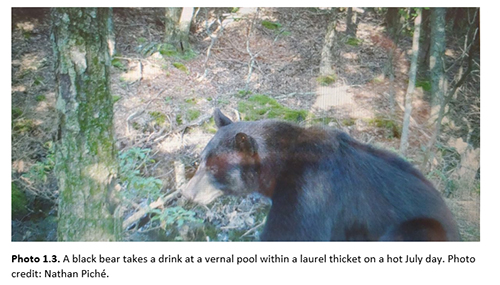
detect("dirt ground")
[11,8,479,241]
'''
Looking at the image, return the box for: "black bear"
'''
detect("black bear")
[182,109,460,241]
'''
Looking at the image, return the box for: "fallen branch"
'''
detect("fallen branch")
[241,217,266,238]
[153,113,212,143]
[122,189,180,230]
[203,15,226,77]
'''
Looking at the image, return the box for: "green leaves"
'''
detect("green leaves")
[261,20,282,30]
[150,206,202,227]
[22,141,55,184]
[118,147,162,203]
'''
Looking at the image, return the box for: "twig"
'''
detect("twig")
[233,108,241,121]
[204,15,227,77]
[241,218,266,238]
[153,114,212,144]
[122,189,180,230]
[245,8,260,90]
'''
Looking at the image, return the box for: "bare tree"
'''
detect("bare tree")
[52,8,120,241]
[399,9,422,156]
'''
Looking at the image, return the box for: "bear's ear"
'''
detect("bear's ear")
[214,108,233,128]
[235,132,258,156]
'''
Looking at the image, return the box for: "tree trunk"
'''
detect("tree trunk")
[178,7,194,50]
[429,7,447,122]
[384,8,402,117]
[419,9,432,73]
[165,7,193,51]
[319,11,337,77]
[399,9,422,156]
[385,8,401,41]
[422,8,479,170]
[346,8,359,38]
[165,8,182,43]
[51,8,120,241]
[422,8,447,169]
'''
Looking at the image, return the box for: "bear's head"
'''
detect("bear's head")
[182,109,262,205]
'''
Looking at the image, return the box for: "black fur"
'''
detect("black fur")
[182,109,460,241]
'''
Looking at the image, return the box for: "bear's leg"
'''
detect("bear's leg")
[379,218,448,241]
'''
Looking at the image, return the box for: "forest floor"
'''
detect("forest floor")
[11,8,479,241]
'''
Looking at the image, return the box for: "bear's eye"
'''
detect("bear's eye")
[209,165,219,174]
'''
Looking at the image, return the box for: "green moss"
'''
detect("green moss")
[132,122,141,130]
[367,115,401,138]
[159,44,177,57]
[202,118,217,134]
[416,79,432,92]
[342,118,356,126]
[158,43,197,61]
[217,98,230,105]
[237,89,252,98]
[238,94,308,122]
[185,98,197,105]
[311,117,336,126]
[12,182,28,218]
[248,94,279,106]
[13,118,35,133]
[149,111,167,125]
[12,107,23,120]
[33,77,44,86]
[371,75,385,84]
[156,43,195,60]
[262,20,282,30]
[22,30,32,40]
[186,109,201,121]
[112,95,121,103]
[176,114,183,125]
[35,95,46,102]
[346,37,362,46]
[111,58,126,70]
[316,74,337,86]
[173,62,189,74]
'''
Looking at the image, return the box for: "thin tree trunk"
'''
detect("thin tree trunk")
[422,8,447,169]
[385,8,401,41]
[346,8,358,38]
[399,9,422,156]
[388,48,396,116]
[178,7,194,50]
[165,8,182,44]
[385,8,402,117]
[165,7,192,51]
[52,8,120,241]
[319,11,337,76]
